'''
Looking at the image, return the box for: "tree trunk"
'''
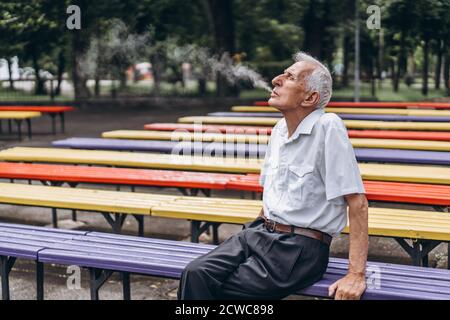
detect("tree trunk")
[94,77,100,97]
[204,0,237,97]
[55,49,65,96]
[150,53,163,96]
[390,57,400,92]
[7,58,14,89]
[342,34,350,87]
[422,39,429,96]
[370,59,376,97]
[32,53,45,95]
[444,49,449,96]
[303,1,323,59]
[435,40,443,89]
[71,31,91,100]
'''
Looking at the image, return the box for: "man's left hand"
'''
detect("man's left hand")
[328,272,366,300]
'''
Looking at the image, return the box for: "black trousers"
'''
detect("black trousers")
[178,217,330,300]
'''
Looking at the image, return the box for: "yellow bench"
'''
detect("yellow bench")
[102,130,268,144]
[0,181,448,267]
[152,196,450,266]
[232,106,450,117]
[0,111,41,140]
[178,116,450,131]
[102,130,450,152]
[1,147,450,184]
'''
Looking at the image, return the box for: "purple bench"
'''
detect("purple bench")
[208,112,450,122]
[52,138,450,166]
[2,222,450,300]
[52,137,267,158]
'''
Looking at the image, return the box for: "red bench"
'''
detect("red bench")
[227,175,450,207]
[254,101,450,109]
[144,123,450,142]
[1,162,449,208]
[0,106,75,134]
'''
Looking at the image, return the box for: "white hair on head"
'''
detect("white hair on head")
[294,51,332,109]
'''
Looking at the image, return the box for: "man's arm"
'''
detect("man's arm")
[328,193,368,300]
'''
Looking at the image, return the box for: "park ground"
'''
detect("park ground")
[0,103,448,300]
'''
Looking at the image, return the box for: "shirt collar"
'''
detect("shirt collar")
[279,108,325,142]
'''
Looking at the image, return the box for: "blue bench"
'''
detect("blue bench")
[52,137,450,165]
[2,222,450,300]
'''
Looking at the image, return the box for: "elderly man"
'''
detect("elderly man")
[178,52,368,300]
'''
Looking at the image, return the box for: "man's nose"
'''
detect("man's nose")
[272,74,283,87]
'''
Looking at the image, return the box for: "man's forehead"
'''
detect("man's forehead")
[288,61,317,76]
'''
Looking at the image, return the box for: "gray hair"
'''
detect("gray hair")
[294,51,332,109]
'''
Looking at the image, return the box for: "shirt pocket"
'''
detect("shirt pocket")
[287,164,314,203]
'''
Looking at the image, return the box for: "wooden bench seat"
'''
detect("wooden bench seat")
[0,162,449,208]
[144,123,450,142]
[232,106,450,116]
[0,182,448,269]
[102,130,450,152]
[0,111,41,140]
[253,101,450,109]
[52,137,450,165]
[209,111,450,123]
[1,147,450,184]
[178,116,450,131]
[2,222,450,300]
[0,106,74,134]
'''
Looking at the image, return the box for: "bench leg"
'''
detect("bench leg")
[36,262,44,300]
[14,120,22,141]
[177,188,189,196]
[26,119,32,140]
[191,221,221,244]
[200,189,211,197]
[395,238,440,267]
[132,215,144,237]
[1,256,17,300]
[52,208,58,228]
[212,223,220,245]
[101,213,127,234]
[71,210,77,222]
[8,119,12,134]
[89,268,113,300]
[49,113,56,135]
[122,272,130,300]
[59,112,65,133]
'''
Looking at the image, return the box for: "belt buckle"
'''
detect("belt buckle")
[266,219,276,233]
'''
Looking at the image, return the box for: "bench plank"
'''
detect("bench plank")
[254,101,450,109]
[53,137,450,165]
[210,111,450,123]
[1,147,450,184]
[232,106,450,116]
[179,116,450,131]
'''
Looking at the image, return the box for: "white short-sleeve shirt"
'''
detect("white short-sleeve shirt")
[259,108,365,236]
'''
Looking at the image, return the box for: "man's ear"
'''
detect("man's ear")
[301,91,320,108]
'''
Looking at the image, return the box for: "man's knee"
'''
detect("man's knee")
[182,257,208,278]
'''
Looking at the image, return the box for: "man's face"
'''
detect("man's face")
[268,61,316,111]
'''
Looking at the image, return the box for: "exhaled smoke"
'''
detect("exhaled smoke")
[81,20,271,92]
[212,53,271,92]
[167,44,271,92]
